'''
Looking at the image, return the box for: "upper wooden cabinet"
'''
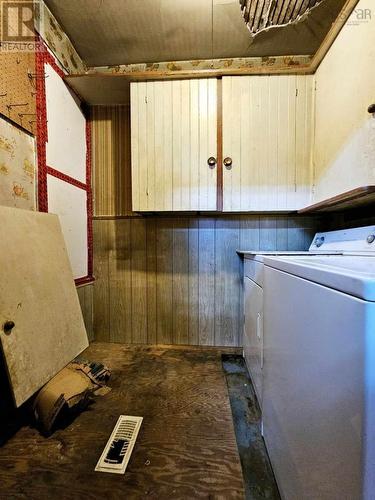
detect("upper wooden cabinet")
[130,75,313,212]
[222,75,314,211]
[131,79,217,211]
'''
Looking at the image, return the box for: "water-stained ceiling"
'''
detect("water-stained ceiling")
[44,0,348,66]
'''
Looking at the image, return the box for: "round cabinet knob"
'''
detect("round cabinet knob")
[368,104,375,114]
[207,157,217,169]
[223,157,233,170]
[3,321,15,334]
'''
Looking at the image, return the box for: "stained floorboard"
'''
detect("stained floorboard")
[0,343,245,499]
[222,354,280,500]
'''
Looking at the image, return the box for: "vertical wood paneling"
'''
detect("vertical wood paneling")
[259,217,277,250]
[146,218,157,344]
[181,81,191,210]
[153,82,164,211]
[198,80,209,210]
[240,77,251,210]
[108,219,132,343]
[173,219,189,344]
[156,219,174,344]
[188,219,199,345]
[230,77,242,211]
[222,75,313,211]
[163,81,174,211]
[287,216,317,250]
[207,78,218,210]
[146,82,156,211]
[198,218,216,345]
[77,284,94,342]
[130,79,217,212]
[259,76,269,209]
[251,78,262,209]
[239,216,260,250]
[222,77,233,211]
[276,217,289,249]
[92,106,132,216]
[85,284,94,342]
[130,86,139,212]
[190,80,200,210]
[92,215,319,347]
[91,103,321,347]
[172,81,182,211]
[286,76,297,208]
[268,77,279,208]
[215,218,240,346]
[131,219,148,343]
[296,75,314,207]
[137,82,148,211]
[93,219,110,341]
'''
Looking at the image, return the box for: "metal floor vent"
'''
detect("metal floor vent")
[95,416,143,474]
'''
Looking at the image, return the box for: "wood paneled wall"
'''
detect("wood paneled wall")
[77,284,94,342]
[91,104,320,346]
[91,106,133,216]
[93,215,317,346]
[222,75,314,211]
[130,79,217,211]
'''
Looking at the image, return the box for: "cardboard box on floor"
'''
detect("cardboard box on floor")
[33,359,111,433]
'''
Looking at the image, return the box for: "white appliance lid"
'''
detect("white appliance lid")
[263,255,375,301]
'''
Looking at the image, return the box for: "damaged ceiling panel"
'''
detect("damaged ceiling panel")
[240,0,323,36]
[44,0,348,66]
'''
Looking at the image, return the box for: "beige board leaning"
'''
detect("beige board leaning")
[0,206,89,407]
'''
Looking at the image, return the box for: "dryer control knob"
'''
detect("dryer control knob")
[367,234,375,244]
[315,236,325,248]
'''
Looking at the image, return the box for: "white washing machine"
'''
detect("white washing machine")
[239,227,348,408]
[260,226,375,500]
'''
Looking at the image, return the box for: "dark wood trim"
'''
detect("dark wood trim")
[299,186,375,213]
[93,211,301,220]
[75,276,95,286]
[76,279,95,288]
[217,78,223,212]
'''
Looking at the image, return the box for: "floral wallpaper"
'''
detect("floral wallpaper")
[0,117,37,211]
[35,1,86,74]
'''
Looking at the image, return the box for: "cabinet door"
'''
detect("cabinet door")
[244,276,263,405]
[222,75,313,211]
[131,79,217,211]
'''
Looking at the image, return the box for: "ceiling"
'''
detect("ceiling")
[45,0,348,67]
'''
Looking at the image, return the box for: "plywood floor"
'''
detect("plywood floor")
[0,343,245,499]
